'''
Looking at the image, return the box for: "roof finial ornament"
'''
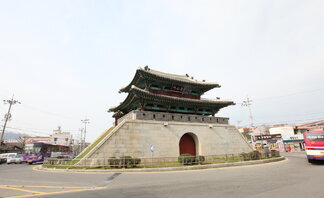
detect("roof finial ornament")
[185,74,189,77]
[144,65,150,71]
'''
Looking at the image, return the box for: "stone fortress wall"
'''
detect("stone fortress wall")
[117,110,229,125]
[87,111,252,159]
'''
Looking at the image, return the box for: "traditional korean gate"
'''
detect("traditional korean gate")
[179,133,196,156]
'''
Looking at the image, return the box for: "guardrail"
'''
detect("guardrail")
[43,151,280,169]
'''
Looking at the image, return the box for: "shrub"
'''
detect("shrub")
[197,155,205,164]
[240,152,250,161]
[240,151,262,161]
[108,157,119,168]
[270,150,280,157]
[178,154,205,165]
[108,156,141,168]
[250,150,262,160]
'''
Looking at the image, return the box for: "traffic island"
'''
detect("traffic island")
[38,156,285,173]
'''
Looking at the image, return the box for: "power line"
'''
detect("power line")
[250,117,324,127]
[253,87,324,103]
[20,103,79,120]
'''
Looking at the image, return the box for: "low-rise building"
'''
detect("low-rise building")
[269,125,304,152]
[50,126,73,146]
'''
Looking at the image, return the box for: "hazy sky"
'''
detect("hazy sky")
[0,0,323,142]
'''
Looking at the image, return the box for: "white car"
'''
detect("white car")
[7,154,23,164]
[0,153,17,163]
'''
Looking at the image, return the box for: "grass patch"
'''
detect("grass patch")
[75,126,115,159]
[71,126,115,164]
[44,156,281,170]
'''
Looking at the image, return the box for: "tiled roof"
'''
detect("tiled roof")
[109,85,234,113]
[120,67,220,93]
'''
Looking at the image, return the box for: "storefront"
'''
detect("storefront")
[283,139,305,152]
[253,134,283,151]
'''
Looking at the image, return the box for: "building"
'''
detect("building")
[24,137,51,144]
[50,126,73,146]
[77,67,252,162]
[294,120,324,134]
[269,125,304,152]
[0,142,23,153]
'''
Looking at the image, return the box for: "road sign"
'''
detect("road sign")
[150,144,154,152]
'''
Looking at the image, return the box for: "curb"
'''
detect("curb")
[36,156,286,173]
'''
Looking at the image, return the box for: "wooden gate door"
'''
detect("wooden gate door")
[179,133,196,156]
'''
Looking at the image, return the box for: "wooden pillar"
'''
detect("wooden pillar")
[115,117,118,126]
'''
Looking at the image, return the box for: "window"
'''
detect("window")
[153,114,156,119]
[150,84,160,90]
[164,86,171,90]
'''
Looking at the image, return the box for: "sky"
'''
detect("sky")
[0,0,323,142]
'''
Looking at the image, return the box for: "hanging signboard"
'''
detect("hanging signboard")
[254,134,282,140]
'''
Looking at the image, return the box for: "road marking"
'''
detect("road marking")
[0,186,42,194]
[6,187,106,198]
[0,185,106,198]
[1,185,98,189]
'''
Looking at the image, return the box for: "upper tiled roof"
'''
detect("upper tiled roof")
[119,66,220,93]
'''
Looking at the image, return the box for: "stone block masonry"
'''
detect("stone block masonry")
[87,112,252,159]
[117,110,229,125]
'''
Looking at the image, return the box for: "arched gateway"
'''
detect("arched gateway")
[179,133,197,156]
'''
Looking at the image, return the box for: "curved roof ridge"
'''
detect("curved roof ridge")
[140,67,218,85]
[119,66,220,93]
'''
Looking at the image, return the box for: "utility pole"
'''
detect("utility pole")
[79,128,83,153]
[81,118,90,151]
[241,97,254,128]
[242,97,257,148]
[0,95,21,145]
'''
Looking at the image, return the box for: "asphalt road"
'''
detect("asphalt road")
[1,152,323,198]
